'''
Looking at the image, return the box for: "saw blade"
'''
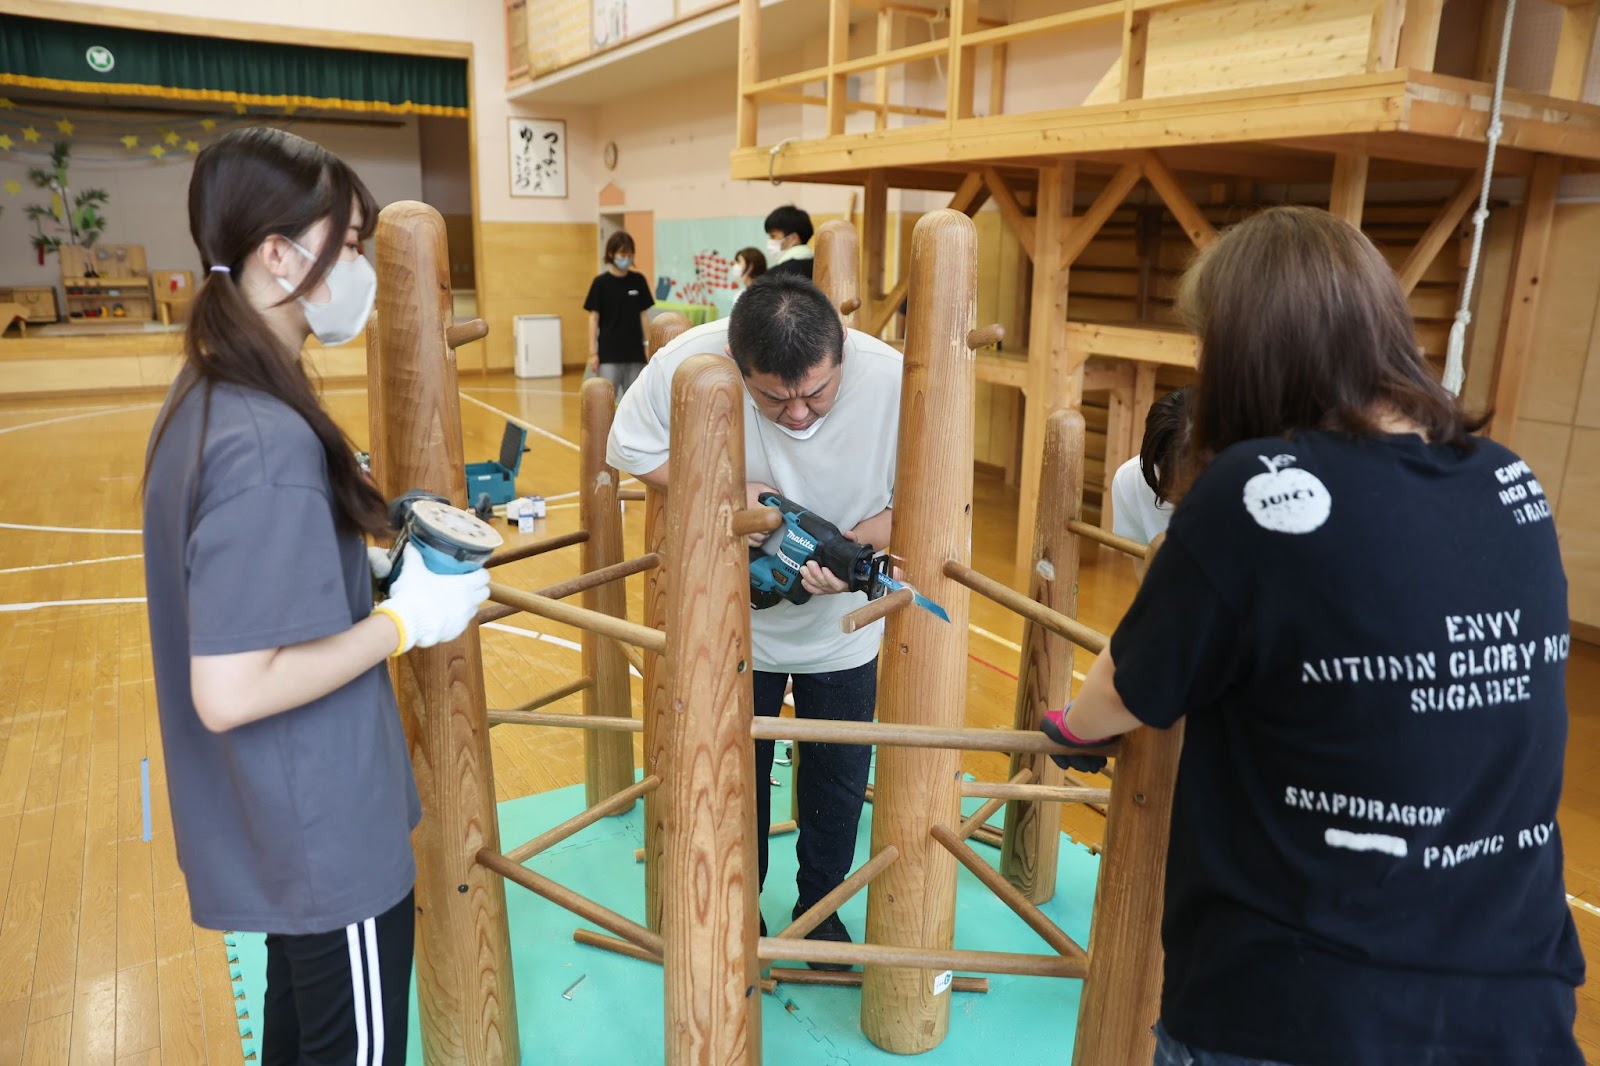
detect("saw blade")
[874,573,950,623]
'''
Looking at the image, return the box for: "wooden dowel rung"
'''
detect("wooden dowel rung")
[488,583,666,654]
[1066,519,1149,560]
[732,507,782,537]
[966,323,1005,349]
[504,775,659,864]
[477,848,663,956]
[475,602,520,626]
[931,824,1086,961]
[751,716,1119,758]
[942,560,1108,653]
[958,768,1034,840]
[499,675,592,717]
[575,930,778,993]
[486,529,589,568]
[777,846,898,941]
[1062,769,1110,814]
[756,937,1086,978]
[768,967,989,993]
[533,553,660,602]
[962,781,1111,805]
[839,587,913,634]
[618,488,647,502]
[970,823,1004,848]
[612,636,645,676]
[486,709,641,731]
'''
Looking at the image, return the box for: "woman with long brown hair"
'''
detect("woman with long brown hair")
[142,127,488,1064]
[1043,206,1582,1064]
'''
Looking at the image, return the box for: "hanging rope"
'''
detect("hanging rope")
[1443,0,1518,396]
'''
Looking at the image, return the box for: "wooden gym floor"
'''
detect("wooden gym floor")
[0,371,1596,1064]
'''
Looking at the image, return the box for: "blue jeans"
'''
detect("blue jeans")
[1154,1021,1297,1066]
[752,660,877,910]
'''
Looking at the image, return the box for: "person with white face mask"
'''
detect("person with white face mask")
[143,127,484,1065]
[763,204,815,281]
[584,230,655,399]
[728,245,768,308]
[608,273,901,966]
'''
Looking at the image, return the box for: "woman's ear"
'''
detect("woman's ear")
[255,234,296,282]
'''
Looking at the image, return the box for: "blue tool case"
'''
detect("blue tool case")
[465,421,528,506]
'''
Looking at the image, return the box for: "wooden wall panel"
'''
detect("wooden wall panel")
[1510,418,1574,514]
[477,220,598,372]
[1519,204,1600,424]
[1563,428,1600,629]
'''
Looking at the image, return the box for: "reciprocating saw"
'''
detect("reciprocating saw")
[748,491,948,622]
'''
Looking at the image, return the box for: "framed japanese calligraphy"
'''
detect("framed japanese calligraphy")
[508,117,567,199]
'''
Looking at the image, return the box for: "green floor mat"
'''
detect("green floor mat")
[234,761,1098,1063]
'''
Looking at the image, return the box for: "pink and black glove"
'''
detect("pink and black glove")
[1039,705,1111,774]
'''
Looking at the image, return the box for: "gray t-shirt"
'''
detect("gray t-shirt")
[142,379,419,935]
[607,321,901,674]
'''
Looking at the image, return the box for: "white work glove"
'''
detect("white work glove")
[367,545,394,580]
[374,544,490,653]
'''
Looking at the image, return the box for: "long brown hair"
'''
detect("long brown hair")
[1177,205,1483,460]
[145,126,386,536]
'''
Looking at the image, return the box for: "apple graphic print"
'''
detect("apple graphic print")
[1243,454,1332,534]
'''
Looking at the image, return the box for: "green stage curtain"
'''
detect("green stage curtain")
[0,15,468,116]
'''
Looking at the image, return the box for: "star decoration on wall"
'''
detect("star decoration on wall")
[3,180,20,195]
[0,134,12,151]
[149,144,167,159]
[0,99,13,109]
[200,118,217,130]
[22,125,41,143]
[233,102,248,114]
[185,140,200,153]
[282,104,298,115]
[55,118,75,136]
[121,134,140,149]
[163,130,180,146]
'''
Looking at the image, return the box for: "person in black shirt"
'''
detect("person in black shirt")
[584,231,654,399]
[1041,206,1583,1066]
[763,204,815,280]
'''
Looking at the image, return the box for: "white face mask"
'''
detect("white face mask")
[276,239,377,347]
[769,412,827,440]
[766,238,783,257]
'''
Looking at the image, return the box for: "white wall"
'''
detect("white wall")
[0,112,421,292]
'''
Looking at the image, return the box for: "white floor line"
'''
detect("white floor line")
[0,521,143,536]
[459,393,580,453]
[0,401,161,437]
[1568,894,1600,920]
[968,624,1023,654]
[455,385,578,400]
[481,620,642,679]
[0,553,143,575]
[0,596,146,613]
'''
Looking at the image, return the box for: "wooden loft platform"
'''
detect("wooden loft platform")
[732,70,1600,187]
[728,0,1600,579]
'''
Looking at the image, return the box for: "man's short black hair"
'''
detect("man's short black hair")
[727,274,843,385]
[1140,386,1192,505]
[763,204,814,244]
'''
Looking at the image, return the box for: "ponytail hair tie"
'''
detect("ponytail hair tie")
[209,264,231,274]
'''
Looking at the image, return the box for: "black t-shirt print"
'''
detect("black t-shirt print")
[584,270,654,364]
[1109,430,1583,1066]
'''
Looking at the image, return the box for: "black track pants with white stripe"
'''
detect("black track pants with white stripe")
[262,889,415,1066]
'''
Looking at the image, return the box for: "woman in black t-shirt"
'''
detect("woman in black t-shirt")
[584,230,655,399]
[1042,206,1583,1066]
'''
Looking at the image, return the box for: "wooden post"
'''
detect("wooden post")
[1366,0,1406,71]
[1071,721,1184,1066]
[662,354,761,1065]
[862,170,889,333]
[642,483,671,932]
[1329,153,1369,227]
[826,0,850,136]
[814,219,860,328]
[368,201,518,1066]
[1015,162,1078,580]
[736,0,760,149]
[946,0,978,123]
[861,209,977,1055]
[1395,0,1445,71]
[1550,1,1599,99]
[874,8,893,131]
[999,410,1083,903]
[643,310,691,928]
[579,378,636,806]
[1489,155,1563,443]
[1119,4,1151,101]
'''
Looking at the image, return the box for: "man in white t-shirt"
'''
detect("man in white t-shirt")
[1109,386,1191,546]
[608,273,900,967]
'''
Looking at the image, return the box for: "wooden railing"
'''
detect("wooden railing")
[734,0,1445,150]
